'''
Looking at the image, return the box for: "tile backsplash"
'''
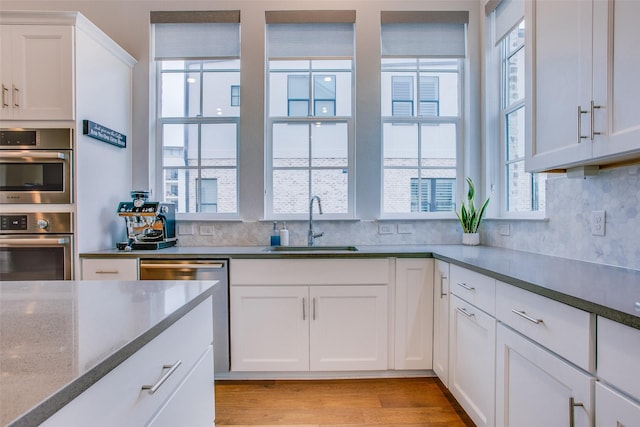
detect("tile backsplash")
[177,164,640,271]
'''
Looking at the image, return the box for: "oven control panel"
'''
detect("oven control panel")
[0,213,72,234]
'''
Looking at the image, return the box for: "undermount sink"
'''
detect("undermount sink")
[263,245,359,252]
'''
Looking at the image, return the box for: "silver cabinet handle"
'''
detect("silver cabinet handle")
[577,105,589,143]
[12,85,19,107]
[313,297,317,320]
[2,151,66,160]
[0,237,69,245]
[141,360,182,394]
[511,309,543,324]
[569,397,584,427]
[456,282,475,291]
[1,84,8,107]
[140,262,223,269]
[302,297,306,321]
[440,274,447,298]
[635,301,640,312]
[95,270,120,274]
[590,100,603,140]
[456,307,475,318]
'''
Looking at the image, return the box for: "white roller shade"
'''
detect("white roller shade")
[494,0,524,43]
[153,17,240,60]
[267,23,354,58]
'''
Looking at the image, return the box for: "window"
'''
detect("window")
[266,12,355,218]
[152,12,240,216]
[381,12,468,216]
[492,1,545,214]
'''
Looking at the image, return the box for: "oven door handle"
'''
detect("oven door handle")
[1,151,66,160]
[0,237,70,245]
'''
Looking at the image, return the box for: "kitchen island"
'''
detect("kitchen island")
[0,280,216,427]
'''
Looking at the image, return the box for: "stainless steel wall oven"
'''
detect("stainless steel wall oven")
[0,128,73,204]
[0,212,73,280]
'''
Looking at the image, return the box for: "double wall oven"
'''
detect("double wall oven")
[0,128,75,280]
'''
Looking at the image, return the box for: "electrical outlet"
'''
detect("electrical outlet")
[397,223,414,234]
[590,211,605,236]
[199,225,215,236]
[378,223,394,235]
[177,224,194,235]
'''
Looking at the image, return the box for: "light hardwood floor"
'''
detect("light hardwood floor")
[215,377,475,426]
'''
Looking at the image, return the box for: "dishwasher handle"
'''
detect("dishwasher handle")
[140,262,225,269]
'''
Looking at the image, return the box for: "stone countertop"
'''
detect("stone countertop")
[80,244,640,329]
[0,280,216,427]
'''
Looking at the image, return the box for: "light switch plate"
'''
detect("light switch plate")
[199,225,215,236]
[378,223,394,234]
[397,223,414,234]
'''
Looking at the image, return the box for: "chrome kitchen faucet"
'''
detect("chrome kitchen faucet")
[308,195,324,246]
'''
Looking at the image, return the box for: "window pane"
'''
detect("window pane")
[311,169,348,213]
[311,122,348,167]
[201,123,237,164]
[203,71,240,117]
[163,124,197,167]
[273,123,309,167]
[507,161,533,212]
[383,169,418,213]
[506,106,525,161]
[273,170,309,214]
[505,47,525,107]
[383,123,418,167]
[200,178,218,213]
[421,123,457,166]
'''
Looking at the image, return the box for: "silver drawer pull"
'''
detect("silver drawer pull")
[456,307,475,318]
[634,302,640,312]
[440,274,447,298]
[95,270,119,274]
[141,360,182,394]
[512,309,543,324]
[456,282,475,291]
[569,397,584,427]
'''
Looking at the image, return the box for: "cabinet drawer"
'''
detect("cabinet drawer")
[43,298,213,427]
[81,258,138,280]
[231,258,390,285]
[598,316,640,399]
[496,281,594,372]
[449,265,495,315]
[595,382,640,426]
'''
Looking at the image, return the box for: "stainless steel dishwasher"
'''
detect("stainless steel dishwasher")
[139,259,229,373]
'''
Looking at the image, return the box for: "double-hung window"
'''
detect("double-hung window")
[266,11,355,218]
[381,12,467,215]
[491,0,545,214]
[152,11,240,216]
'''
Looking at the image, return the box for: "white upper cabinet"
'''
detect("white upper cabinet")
[526,0,640,172]
[0,24,74,120]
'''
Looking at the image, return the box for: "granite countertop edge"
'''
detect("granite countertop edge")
[7,285,215,427]
[81,244,640,330]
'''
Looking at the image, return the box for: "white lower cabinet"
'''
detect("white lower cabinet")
[81,258,138,280]
[496,324,594,427]
[432,260,449,386]
[449,294,495,427]
[231,283,388,372]
[42,298,214,427]
[595,382,640,426]
[394,258,434,370]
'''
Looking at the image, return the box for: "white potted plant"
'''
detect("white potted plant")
[455,177,490,245]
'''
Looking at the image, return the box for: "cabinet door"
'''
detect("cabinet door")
[0,27,11,117]
[433,260,449,386]
[526,0,593,171]
[394,258,433,370]
[449,295,495,427]
[592,0,640,159]
[147,346,214,427]
[595,382,640,427]
[231,286,309,371]
[310,285,388,371]
[496,324,594,427]
[5,25,74,120]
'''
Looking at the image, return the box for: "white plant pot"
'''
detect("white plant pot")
[462,232,480,246]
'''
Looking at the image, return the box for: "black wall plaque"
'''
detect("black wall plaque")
[82,120,126,148]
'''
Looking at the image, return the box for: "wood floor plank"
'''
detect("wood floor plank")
[215,377,475,426]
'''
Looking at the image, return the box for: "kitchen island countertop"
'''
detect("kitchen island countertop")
[81,244,640,329]
[0,280,216,427]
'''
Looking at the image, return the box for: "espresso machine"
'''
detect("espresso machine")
[116,191,177,250]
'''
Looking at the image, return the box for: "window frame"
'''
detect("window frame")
[380,57,464,220]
